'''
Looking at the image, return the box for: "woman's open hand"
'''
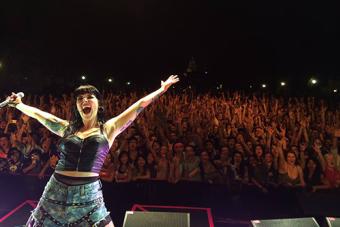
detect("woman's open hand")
[161,75,179,92]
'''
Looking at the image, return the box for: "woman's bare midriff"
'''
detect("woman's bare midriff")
[55,170,99,177]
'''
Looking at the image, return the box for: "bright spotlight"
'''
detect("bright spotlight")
[81,75,86,80]
[262,84,267,88]
[280,81,286,86]
[311,78,317,84]
[126,81,131,85]
[334,89,338,93]
[108,78,113,83]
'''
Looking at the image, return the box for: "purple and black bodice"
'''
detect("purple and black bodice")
[55,134,110,174]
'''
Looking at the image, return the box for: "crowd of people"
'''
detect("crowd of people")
[0,90,339,193]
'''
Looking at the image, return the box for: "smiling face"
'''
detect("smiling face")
[76,93,99,121]
[287,152,296,165]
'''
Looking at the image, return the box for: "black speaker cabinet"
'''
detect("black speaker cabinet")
[326,217,340,227]
[251,217,319,227]
[123,211,190,227]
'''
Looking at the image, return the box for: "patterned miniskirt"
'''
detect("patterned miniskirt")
[26,174,112,227]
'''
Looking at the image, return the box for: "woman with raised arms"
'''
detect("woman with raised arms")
[7,75,179,227]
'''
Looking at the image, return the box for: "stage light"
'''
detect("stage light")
[280,81,286,86]
[249,85,253,88]
[334,89,338,93]
[310,78,317,84]
[81,75,86,80]
[262,84,267,88]
[108,78,113,83]
[126,81,131,85]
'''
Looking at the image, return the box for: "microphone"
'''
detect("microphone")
[0,92,25,108]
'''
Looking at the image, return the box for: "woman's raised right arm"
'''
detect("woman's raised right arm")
[16,103,69,137]
[9,93,69,137]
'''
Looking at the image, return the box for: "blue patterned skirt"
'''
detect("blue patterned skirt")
[26,175,112,227]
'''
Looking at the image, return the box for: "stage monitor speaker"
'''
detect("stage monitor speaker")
[251,217,319,227]
[123,211,190,227]
[326,217,340,227]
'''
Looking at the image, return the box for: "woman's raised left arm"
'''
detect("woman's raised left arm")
[104,75,179,143]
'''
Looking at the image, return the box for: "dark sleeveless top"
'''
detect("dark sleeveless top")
[55,134,110,174]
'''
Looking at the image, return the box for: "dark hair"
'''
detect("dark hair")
[134,155,147,172]
[304,157,322,188]
[231,151,246,178]
[64,85,106,137]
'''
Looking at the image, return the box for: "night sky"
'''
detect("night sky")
[0,0,339,92]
